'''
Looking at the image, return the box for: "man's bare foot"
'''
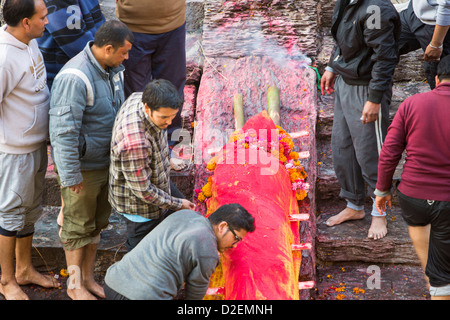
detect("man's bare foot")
[0,280,29,300]
[326,207,365,227]
[67,286,97,300]
[16,267,61,289]
[85,279,105,298]
[368,216,387,240]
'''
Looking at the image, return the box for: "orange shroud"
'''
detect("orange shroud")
[204,112,301,300]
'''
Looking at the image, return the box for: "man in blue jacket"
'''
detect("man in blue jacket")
[49,20,133,300]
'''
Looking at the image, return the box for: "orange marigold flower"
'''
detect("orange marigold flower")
[336,294,346,300]
[296,189,307,201]
[276,125,286,134]
[289,151,299,160]
[298,168,307,179]
[206,156,218,171]
[60,268,69,277]
[198,192,206,202]
[353,287,365,294]
[202,180,213,198]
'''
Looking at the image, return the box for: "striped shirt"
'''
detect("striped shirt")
[37,0,105,89]
[109,93,183,220]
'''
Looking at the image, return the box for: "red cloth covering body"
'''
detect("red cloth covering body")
[205,112,301,300]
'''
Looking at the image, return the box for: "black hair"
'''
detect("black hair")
[209,203,256,233]
[142,79,183,112]
[93,20,134,50]
[2,0,36,27]
[437,55,450,81]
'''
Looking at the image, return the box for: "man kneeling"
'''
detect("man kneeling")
[104,203,255,300]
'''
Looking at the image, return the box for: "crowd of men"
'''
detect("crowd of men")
[0,0,449,300]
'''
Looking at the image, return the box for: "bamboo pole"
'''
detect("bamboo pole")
[267,86,281,126]
[234,93,245,130]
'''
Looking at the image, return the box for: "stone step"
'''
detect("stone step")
[313,262,429,300]
[31,206,127,275]
[316,199,419,265]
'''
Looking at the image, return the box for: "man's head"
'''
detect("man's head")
[92,20,134,69]
[436,55,450,85]
[208,203,256,253]
[142,79,183,130]
[3,0,48,42]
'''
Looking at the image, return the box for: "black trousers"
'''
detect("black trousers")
[121,23,186,146]
[104,283,129,300]
[398,1,450,89]
[398,190,450,287]
[123,180,185,252]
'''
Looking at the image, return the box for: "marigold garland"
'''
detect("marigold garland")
[196,125,309,203]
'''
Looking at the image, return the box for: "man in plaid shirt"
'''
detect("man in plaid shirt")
[109,79,195,251]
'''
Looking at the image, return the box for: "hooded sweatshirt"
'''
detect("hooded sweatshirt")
[0,25,50,154]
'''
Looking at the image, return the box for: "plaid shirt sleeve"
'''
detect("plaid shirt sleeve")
[119,131,183,211]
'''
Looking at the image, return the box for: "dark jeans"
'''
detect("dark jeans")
[104,283,129,300]
[398,1,450,89]
[123,180,185,252]
[398,190,450,287]
[122,23,186,145]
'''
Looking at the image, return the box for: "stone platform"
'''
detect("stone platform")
[5,0,437,301]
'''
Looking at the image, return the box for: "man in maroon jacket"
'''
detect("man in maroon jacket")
[375,55,450,300]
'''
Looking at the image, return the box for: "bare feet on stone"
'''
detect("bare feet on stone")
[326,207,365,227]
[85,279,105,299]
[368,216,387,240]
[16,267,61,289]
[0,280,29,300]
[67,286,97,300]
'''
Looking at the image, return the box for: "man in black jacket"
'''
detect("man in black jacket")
[320,0,401,240]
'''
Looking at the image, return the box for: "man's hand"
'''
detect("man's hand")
[424,25,449,62]
[361,101,381,124]
[170,157,187,171]
[69,183,83,194]
[181,199,195,210]
[320,70,337,96]
[424,44,443,62]
[375,194,392,216]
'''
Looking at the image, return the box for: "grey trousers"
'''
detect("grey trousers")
[0,142,47,237]
[331,76,392,207]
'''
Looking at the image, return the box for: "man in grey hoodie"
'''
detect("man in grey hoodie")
[0,0,61,300]
[104,203,256,300]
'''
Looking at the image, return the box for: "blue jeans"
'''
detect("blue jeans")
[122,23,187,145]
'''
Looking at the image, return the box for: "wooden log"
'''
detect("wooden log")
[233,93,245,130]
[267,86,281,126]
